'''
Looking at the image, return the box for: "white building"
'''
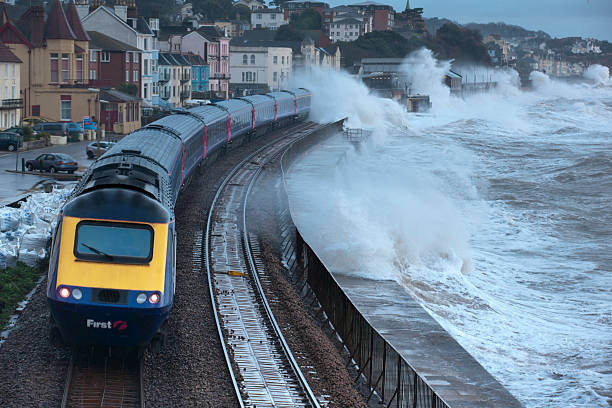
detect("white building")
[236,0,265,11]
[230,45,292,94]
[328,17,364,42]
[158,53,191,108]
[251,9,287,30]
[0,43,22,129]
[81,6,157,106]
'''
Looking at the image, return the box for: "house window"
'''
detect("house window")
[271,13,276,19]
[90,50,97,62]
[134,70,138,81]
[11,86,15,98]
[126,52,130,63]
[101,51,110,62]
[143,59,148,75]
[60,98,71,121]
[243,54,247,64]
[11,64,15,78]
[144,83,149,99]
[257,13,262,19]
[50,53,58,83]
[126,70,129,81]
[76,55,83,81]
[273,56,278,64]
[242,72,245,82]
[89,69,96,80]
[281,56,285,64]
[273,71,277,81]
[32,105,40,116]
[144,38,148,50]
[250,55,255,64]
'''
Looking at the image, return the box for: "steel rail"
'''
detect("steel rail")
[205,121,319,407]
[242,147,321,408]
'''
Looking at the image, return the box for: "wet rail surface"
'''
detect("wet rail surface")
[62,347,143,408]
[204,122,322,408]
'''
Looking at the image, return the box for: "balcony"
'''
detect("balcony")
[0,98,23,110]
[158,72,170,83]
[211,73,230,80]
[180,90,190,99]
[180,75,190,83]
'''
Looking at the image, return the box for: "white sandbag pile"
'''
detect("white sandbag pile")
[0,184,75,269]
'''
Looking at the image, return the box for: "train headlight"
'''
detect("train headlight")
[72,288,83,300]
[59,287,71,298]
[136,293,147,304]
[149,293,160,304]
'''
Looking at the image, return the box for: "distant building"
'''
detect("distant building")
[99,89,141,134]
[181,26,230,99]
[347,1,393,31]
[322,7,372,39]
[0,41,22,129]
[328,18,364,42]
[81,4,157,106]
[229,42,293,95]
[571,39,601,54]
[236,0,265,11]
[185,53,208,93]
[87,31,142,93]
[157,53,191,107]
[283,1,330,21]
[0,1,99,123]
[251,9,287,30]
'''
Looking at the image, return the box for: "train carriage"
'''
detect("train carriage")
[47,88,311,348]
[214,99,253,141]
[239,95,276,129]
[267,91,296,120]
[188,105,229,157]
[289,88,312,119]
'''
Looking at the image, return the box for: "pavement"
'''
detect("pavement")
[0,138,115,206]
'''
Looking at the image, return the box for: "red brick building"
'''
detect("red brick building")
[87,31,142,94]
[347,1,394,31]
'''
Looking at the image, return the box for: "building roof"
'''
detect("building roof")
[44,0,76,40]
[253,8,284,13]
[88,31,140,52]
[100,89,141,103]
[196,25,223,41]
[239,29,277,42]
[186,53,206,65]
[230,37,298,51]
[65,1,90,42]
[335,17,362,25]
[158,25,189,41]
[0,41,21,63]
[159,52,191,66]
[135,17,153,35]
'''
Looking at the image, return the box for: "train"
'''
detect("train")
[46,88,312,347]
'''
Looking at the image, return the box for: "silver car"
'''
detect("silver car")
[86,141,115,159]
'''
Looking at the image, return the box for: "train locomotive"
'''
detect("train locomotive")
[47,88,311,347]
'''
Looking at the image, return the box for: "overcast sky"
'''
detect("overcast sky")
[328,0,612,41]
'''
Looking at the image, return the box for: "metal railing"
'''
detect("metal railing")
[278,121,450,408]
[0,98,23,109]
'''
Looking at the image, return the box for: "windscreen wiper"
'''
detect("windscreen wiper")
[81,243,114,261]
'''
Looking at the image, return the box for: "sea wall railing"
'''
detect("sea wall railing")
[279,120,450,408]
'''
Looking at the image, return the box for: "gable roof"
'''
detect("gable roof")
[135,17,153,35]
[65,1,90,42]
[196,26,223,41]
[0,41,21,63]
[88,31,140,52]
[82,6,138,35]
[44,0,76,40]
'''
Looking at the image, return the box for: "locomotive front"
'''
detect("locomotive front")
[47,187,175,347]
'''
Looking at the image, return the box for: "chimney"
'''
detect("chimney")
[31,6,45,47]
[127,0,137,18]
[114,5,127,21]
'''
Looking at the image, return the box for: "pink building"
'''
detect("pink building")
[182,26,230,99]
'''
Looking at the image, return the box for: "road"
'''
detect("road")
[0,138,116,206]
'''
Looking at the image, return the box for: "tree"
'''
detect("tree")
[435,23,491,64]
[192,0,234,20]
[233,4,251,22]
[117,83,139,96]
[275,24,305,42]
[290,9,321,30]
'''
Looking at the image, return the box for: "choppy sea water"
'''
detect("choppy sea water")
[288,63,612,407]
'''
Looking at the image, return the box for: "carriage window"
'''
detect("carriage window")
[74,221,154,264]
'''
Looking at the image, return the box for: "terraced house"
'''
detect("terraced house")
[0,1,99,123]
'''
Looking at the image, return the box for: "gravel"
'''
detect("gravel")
[0,123,368,408]
[247,158,368,408]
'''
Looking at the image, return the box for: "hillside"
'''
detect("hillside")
[425,18,550,41]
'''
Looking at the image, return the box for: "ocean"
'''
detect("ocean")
[287,54,612,407]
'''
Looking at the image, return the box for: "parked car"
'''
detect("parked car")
[0,131,23,151]
[86,141,115,159]
[33,122,84,139]
[3,126,38,137]
[25,153,78,173]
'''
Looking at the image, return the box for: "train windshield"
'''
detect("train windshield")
[74,221,154,264]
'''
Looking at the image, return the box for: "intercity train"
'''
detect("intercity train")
[46,89,311,347]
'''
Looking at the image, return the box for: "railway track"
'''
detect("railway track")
[61,347,143,408]
[204,122,322,408]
